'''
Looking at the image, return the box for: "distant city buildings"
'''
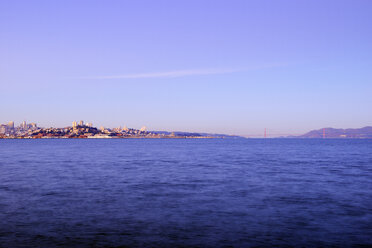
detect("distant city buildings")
[0,125,7,134]
[0,120,213,139]
[0,121,16,135]
[8,121,14,129]
[72,120,93,128]
[21,121,27,129]
[0,121,38,136]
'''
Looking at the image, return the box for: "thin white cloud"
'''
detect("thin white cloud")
[81,64,285,80]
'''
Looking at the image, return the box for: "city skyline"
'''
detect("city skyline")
[0,119,244,139]
[1,0,371,135]
[1,119,372,138]
[0,119,270,137]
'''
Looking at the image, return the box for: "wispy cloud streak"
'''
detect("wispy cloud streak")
[81,64,285,80]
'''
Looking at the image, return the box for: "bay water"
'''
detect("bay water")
[0,139,371,247]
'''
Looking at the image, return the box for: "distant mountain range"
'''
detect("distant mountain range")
[151,131,245,139]
[296,126,372,138]
[153,127,372,139]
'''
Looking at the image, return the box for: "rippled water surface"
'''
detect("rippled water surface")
[0,139,371,247]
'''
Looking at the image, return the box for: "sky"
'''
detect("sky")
[1,0,371,137]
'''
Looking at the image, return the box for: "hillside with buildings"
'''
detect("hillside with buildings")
[297,127,372,138]
[0,121,237,139]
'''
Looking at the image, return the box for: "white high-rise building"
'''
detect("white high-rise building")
[0,125,6,134]
[72,121,77,128]
[21,121,27,129]
[79,120,84,126]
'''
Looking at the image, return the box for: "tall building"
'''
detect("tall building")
[0,125,7,134]
[8,121,14,129]
[72,121,77,128]
[87,123,93,127]
[79,120,84,126]
[21,121,27,129]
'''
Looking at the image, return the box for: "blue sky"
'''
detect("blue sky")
[1,0,371,136]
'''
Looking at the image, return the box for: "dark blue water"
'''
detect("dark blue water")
[0,139,371,247]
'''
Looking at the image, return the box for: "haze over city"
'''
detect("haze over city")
[1,0,371,136]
